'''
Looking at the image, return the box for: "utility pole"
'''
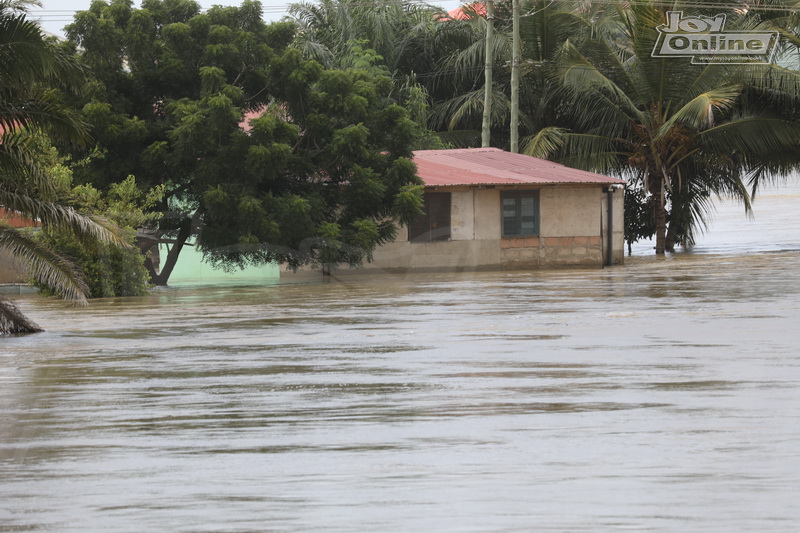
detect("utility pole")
[482,1,494,148]
[510,0,520,153]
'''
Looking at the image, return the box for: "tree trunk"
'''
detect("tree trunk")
[143,253,159,284]
[510,0,520,152]
[148,232,189,286]
[0,297,43,334]
[481,1,494,148]
[665,216,678,253]
[652,179,667,255]
[143,212,197,286]
[664,188,682,252]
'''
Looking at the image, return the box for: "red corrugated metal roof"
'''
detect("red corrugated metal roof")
[412,148,625,187]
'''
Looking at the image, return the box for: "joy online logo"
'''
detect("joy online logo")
[652,11,779,64]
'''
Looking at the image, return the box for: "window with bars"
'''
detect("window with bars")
[502,190,539,237]
[408,192,451,242]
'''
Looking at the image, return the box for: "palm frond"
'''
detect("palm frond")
[0,226,88,303]
[293,37,335,66]
[0,189,127,246]
[430,88,508,132]
[737,62,800,100]
[658,85,742,139]
[521,126,568,159]
[554,132,627,174]
[0,131,58,199]
[0,87,89,144]
[699,115,800,159]
[0,9,85,91]
[556,39,645,126]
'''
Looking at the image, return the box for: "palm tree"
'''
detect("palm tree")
[289,0,444,72]
[0,1,121,334]
[429,0,602,146]
[526,2,800,253]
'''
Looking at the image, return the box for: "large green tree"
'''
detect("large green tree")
[66,0,424,283]
[1,1,123,334]
[526,2,800,253]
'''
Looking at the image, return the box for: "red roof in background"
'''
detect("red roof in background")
[445,2,486,20]
[0,120,25,143]
[0,208,38,228]
[412,148,625,187]
[239,109,263,132]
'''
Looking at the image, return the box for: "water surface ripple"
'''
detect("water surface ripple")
[3,221,800,531]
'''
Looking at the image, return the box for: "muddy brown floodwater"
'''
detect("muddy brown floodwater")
[2,183,800,532]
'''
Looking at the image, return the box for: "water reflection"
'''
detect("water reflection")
[2,189,800,531]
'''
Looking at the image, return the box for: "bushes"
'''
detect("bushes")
[35,226,151,298]
[34,173,163,298]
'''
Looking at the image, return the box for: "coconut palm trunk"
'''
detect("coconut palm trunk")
[650,176,667,255]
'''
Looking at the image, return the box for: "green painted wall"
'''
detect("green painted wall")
[162,244,279,286]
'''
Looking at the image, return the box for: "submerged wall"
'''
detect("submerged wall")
[0,248,28,285]
[160,244,279,286]
[283,184,625,279]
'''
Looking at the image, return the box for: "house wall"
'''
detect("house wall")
[281,184,624,278]
[0,209,35,284]
[499,185,620,269]
[0,248,28,284]
[450,190,475,240]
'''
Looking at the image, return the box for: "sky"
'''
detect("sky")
[31,0,462,37]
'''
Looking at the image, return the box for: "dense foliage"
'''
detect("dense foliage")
[65,0,425,284]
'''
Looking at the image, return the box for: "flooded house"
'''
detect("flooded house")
[287,147,626,277]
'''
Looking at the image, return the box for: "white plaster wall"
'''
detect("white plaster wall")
[540,187,601,237]
[473,189,501,240]
[450,190,475,241]
[395,222,409,241]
